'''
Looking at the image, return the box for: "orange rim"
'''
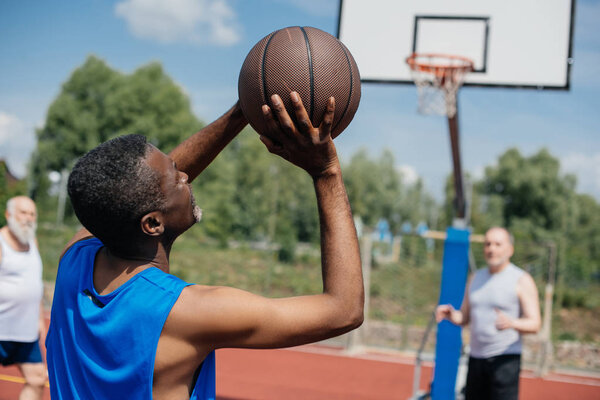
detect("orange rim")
[406,53,474,78]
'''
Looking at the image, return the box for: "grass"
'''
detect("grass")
[37,223,599,345]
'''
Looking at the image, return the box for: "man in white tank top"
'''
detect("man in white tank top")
[0,196,47,399]
[436,227,541,400]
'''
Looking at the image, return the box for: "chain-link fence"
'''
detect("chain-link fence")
[340,231,595,375]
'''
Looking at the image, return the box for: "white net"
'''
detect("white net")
[407,54,473,118]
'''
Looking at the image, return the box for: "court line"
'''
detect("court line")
[0,373,24,384]
[0,373,50,387]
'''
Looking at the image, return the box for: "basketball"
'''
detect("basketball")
[238,26,361,139]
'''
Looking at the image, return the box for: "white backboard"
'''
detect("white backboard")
[337,0,575,89]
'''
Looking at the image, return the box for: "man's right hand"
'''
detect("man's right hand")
[259,92,339,178]
[436,304,460,325]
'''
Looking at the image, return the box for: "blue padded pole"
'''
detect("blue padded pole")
[431,227,470,400]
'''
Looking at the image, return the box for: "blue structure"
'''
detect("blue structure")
[431,227,470,400]
[375,218,392,242]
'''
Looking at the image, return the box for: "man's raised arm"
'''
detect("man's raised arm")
[167,93,363,350]
[169,102,247,182]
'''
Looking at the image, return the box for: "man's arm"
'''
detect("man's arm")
[165,93,364,350]
[495,273,541,333]
[169,102,247,182]
[435,275,472,326]
[38,301,47,351]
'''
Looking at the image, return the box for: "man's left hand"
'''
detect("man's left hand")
[495,308,514,330]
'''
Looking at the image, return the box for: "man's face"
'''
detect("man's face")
[6,197,37,245]
[483,228,513,269]
[145,147,202,235]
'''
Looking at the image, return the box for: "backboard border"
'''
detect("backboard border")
[412,15,490,74]
[336,0,576,90]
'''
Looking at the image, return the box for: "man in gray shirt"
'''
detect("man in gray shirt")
[436,227,541,400]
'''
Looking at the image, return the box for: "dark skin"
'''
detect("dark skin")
[63,93,364,399]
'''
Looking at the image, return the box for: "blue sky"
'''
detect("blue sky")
[0,0,598,202]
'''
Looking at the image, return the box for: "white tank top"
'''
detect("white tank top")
[469,263,524,358]
[0,231,43,341]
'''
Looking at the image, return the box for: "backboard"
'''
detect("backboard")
[337,0,575,89]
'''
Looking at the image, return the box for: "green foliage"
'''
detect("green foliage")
[557,331,577,341]
[344,148,437,233]
[192,129,317,252]
[30,55,203,201]
[0,161,27,226]
[481,148,575,233]
[561,288,588,309]
[23,56,599,342]
[447,147,600,310]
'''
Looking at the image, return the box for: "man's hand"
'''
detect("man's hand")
[260,92,339,178]
[436,304,464,326]
[494,308,514,330]
[436,304,454,322]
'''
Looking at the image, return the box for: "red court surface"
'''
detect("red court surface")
[2,344,599,399]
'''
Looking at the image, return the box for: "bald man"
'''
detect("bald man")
[0,196,47,400]
[436,227,541,400]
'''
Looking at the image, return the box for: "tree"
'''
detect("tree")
[481,148,575,236]
[343,148,436,234]
[343,149,402,231]
[30,55,203,202]
[463,147,600,303]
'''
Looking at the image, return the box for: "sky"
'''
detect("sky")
[0,0,598,202]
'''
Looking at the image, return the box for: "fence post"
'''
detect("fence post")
[536,242,556,376]
[346,234,372,353]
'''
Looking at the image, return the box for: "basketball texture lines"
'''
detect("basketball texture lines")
[238,26,361,139]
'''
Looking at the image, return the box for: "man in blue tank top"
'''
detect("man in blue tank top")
[436,227,541,400]
[46,93,364,399]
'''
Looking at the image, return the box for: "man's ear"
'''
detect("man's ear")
[140,212,165,236]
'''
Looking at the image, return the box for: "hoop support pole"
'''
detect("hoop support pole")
[447,100,466,220]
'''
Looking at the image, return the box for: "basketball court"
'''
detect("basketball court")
[2,343,599,399]
[1,1,591,399]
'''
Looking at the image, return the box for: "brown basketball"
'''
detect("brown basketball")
[238,26,361,139]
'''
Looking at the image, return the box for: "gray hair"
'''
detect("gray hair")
[487,226,514,245]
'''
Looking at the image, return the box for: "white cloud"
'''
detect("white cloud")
[398,164,419,185]
[0,112,36,178]
[561,152,600,200]
[115,0,241,46]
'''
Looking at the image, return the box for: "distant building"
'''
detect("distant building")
[0,159,21,187]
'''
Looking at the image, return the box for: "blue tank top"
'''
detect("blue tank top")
[46,238,215,399]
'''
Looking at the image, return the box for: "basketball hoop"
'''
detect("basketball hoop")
[406,53,474,118]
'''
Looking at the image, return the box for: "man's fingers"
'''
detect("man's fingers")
[319,97,335,140]
[262,102,294,148]
[262,105,281,136]
[289,92,313,135]
[270,94,296,138]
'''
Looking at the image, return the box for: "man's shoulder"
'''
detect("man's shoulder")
[141,267,192,294]
[172,285,229,315]
[508,263,527,278]
[59,237,103,269]
[472,266,490,280]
